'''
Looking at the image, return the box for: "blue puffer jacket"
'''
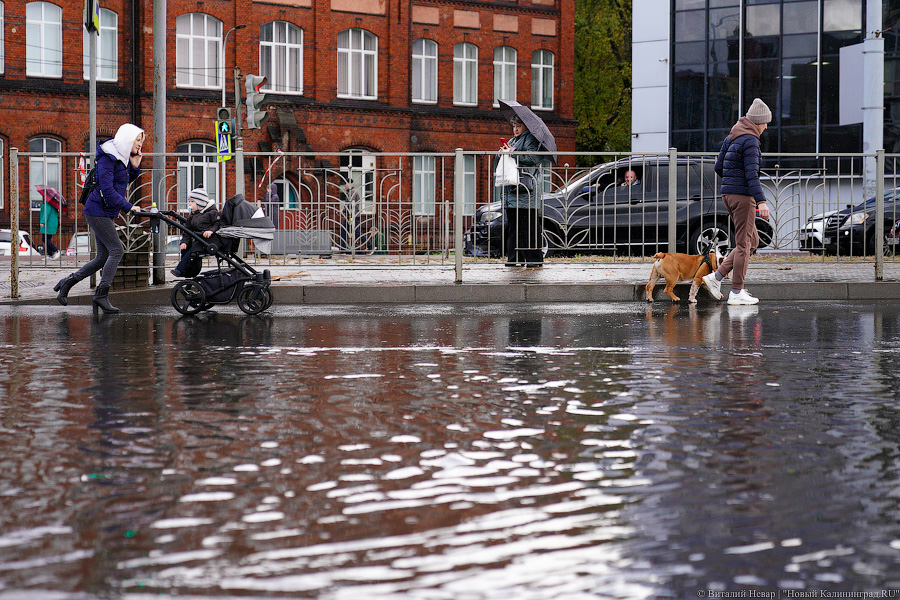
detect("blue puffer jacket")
[714,117,766,204]
[84,140,141,219]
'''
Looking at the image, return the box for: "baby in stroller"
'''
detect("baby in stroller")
[171,187,222,278]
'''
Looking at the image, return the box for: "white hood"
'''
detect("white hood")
[100,123,144,165]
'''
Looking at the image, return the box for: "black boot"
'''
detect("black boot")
[92,285,119,314]
[53,274,80,306]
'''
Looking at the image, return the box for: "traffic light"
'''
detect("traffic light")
[245,75,268,129]
[216,107,235,139]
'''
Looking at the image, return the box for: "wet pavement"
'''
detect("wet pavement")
[3,255,900,307]
[1,301,900,598]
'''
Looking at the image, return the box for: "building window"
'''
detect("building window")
[176,13,222,89]
[531,50,554,110]
[26,2,62,78]
[28,137,61,212]
[176,142,218,211]
[412,155,435,216]
[1,2,5,74]
[412,39,438,104]
[83,8,118,81]
[261,21,303,94]
[337,28,377,100]
[493,46,517,106]
[453,43,478,106]
[340,151,375,214]
[272,177,299,211]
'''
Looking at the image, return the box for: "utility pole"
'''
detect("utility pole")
[152,0,167,283]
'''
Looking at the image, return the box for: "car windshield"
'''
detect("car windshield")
[856,189,899,210]
[0,232,11,243]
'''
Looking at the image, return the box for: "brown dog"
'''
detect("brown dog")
[646,251,720,303]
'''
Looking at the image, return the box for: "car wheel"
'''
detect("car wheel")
[689,223,732,256]
[866,231,890,257]
[756,218,774,250]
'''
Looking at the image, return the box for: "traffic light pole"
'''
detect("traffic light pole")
[234,66,245,197]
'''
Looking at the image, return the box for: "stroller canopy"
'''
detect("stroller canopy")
[217,194,276,254]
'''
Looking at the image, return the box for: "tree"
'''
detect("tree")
[575,0,632,162]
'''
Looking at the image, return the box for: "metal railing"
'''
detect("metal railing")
[4,148,898,297]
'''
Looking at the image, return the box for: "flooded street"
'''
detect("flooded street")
[1,301,900,599]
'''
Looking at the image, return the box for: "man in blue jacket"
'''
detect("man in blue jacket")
[702,98,772,305]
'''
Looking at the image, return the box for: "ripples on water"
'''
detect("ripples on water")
[1,302,900,599]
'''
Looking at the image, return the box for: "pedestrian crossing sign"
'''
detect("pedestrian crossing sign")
[215,123,232,163]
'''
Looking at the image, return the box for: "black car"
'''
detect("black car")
[819,188,900,256]
[465,156,773,258]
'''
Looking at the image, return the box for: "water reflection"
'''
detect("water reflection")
[1,303,900,598]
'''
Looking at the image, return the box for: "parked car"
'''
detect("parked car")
[819,188,900,256]
[0,229,37,256]
[465,156,774,258]
[66,232,182,256]
[798,209,837,254]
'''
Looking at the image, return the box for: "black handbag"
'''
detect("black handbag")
[78,167,99,205]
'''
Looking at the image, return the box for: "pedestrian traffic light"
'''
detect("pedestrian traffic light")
[245,75,268,130]
[216,107,235,138]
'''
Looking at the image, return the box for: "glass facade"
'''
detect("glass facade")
[670,0,878,161]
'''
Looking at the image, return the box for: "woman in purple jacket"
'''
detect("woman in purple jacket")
[55,123,144,313]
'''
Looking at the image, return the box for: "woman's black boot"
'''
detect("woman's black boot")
[54,274,79,306]
[92,285,119,314]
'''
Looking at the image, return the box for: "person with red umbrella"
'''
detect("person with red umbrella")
[37,187,63,259]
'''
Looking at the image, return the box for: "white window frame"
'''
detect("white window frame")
[83,8,118,82]
[453,42,478,106]
[26,2,62,78]
[176,143,218,211]
[176,13,222,90]
[272,177,300,210]
[493,45,517,107]
[260,21,303,95]
[29,137,61,212]
[531,49,554,111]
[1,2,5,74]
[0,138,5,210]
[412,39,438,104]
[337,28,378,100]
[412,155,436,216]
[341,151,376,214]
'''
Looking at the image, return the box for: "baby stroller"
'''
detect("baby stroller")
[148,194,276,316]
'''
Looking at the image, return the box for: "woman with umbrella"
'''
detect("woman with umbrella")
[36,186,65,259]
[496,100,557,268]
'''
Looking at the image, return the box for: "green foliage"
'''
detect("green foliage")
[575,0,632,163]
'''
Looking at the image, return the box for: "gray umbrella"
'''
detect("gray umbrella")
[498,99,558,164]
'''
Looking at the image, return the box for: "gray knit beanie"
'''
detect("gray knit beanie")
[746,98,772,124]
[188,187,209,208]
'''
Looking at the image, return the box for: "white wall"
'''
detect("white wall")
[631,0,671,153]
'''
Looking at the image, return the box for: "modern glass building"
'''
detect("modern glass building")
[632,0,900,158]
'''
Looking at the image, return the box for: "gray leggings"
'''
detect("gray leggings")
[74,215,124,288]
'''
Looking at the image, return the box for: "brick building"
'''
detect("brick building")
[0,0,575,247]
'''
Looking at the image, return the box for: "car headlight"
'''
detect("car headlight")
[839,213,869,229]
[479,211,502,223]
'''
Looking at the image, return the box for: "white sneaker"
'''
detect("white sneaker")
[701,272,723,300]
[727,289,759,305]
[49,251,60,260]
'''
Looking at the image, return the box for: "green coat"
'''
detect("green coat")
[39,203,59,236]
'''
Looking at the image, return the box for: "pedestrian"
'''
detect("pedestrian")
[39,198,60,259]
[54,123,144,313]
[702,98,772,305]
[339,179,360,251]
[170,188,221,278]
[498,115,543,268]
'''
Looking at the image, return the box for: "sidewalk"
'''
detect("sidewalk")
[3,255,900,306]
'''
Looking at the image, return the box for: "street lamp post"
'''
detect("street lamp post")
[220,24,247,203]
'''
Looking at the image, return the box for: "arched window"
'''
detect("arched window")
[493,46,517,106]
[261,21,303,94]
[412,39,438,104]
[531,50,554,110]
[337,28,377,100]
[83,8,118,81]
[176,142,218,211]
[26,2,62,78]
[28,137,61,211]
[176,13,222,89]
[453,43,478,106]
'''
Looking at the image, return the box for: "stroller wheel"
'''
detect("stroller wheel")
[171,280,207,315]
[238,285,273,316]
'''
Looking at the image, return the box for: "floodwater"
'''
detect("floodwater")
[1,301,900,599]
